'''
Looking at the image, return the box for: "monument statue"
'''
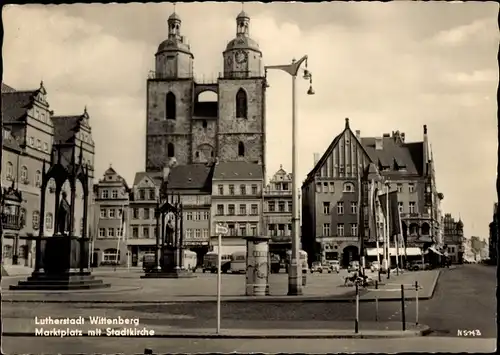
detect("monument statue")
[57,191,71,236]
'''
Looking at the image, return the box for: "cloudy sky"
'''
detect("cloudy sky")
[3,2,498,239]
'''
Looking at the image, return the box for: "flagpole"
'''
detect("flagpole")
[115,204,124,270]
[385,182,390,277]
[372,181,380,265]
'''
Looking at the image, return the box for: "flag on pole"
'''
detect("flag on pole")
[379,191,401,238]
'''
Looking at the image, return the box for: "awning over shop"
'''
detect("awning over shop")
[425,246,443,255]
[211,245,246,256]
[366,247,422,256]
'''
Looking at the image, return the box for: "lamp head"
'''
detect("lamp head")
[307,85,315,95]
[303,69,311,80]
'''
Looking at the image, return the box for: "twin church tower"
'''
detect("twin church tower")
[145,10,267,174]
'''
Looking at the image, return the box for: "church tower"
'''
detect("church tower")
[146,11,195,171]
[217,11,266,171]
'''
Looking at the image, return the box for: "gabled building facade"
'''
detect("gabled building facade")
[263,165,293,260]
[210,161,264,255]
[442,213,464,264]
[91,166,130,266]
[128,171,162,266]
[166,163,214,265]
[1,82,95,267]
[302,118,442,266]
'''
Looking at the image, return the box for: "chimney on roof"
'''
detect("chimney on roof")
[313,153,320,165]
[382,133,390,138]
[375,137,383,150]
[423,124,429,175]
[355,130,361,139]
[345,118,350,129]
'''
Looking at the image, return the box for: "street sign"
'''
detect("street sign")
[215,223,228,235]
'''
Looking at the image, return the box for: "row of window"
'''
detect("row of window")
[267,223,292,237]
[164,89,248,121]
[4,163,42,186]
[98,228,125,238]
[100,189,125,200]
[133,188,156,201]
[223,223,259,237]
[30,211,84,231]
[217,184,259,196]
[216,204,259,216]
[185,229,210,239]
[268,201,293,213]
[166,141,247,159]
[322,223,359,237]
[100,208,124,219]
[27,136,50,153]
[323,201,417,215]
[316,181,416,194]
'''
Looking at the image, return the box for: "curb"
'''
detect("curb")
[1,325,430,339]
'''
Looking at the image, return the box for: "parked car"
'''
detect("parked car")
[410,261,431,271]
[347,261,360,273]
[327,260,340,273]
[310,261,323,273]
[370,261,380,272]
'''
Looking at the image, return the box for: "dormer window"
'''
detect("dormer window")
[343,182,354,193]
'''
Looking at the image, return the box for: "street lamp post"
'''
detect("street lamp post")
[265,55,314,296]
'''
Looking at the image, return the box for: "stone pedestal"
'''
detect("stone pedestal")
[244,236,270,296]
[10,236,110,290]
[140,247,195,279]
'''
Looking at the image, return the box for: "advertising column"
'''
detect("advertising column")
[245,239,255,296]
[252,239,269,296]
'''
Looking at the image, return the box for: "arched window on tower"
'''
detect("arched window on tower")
[238,141,245,157]
[167,143,175,158]
[236,89,247,119]
[166,92,176,120]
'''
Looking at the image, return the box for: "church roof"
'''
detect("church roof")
[157,38,193,56]
[225,36,260,53]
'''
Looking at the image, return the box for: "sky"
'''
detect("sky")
[2,2,498,239]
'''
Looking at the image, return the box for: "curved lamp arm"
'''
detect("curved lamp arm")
[265,55,308,77]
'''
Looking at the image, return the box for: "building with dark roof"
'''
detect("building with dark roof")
[442,213,465,264]
[165,164,214,264]
[1,82,95,267]
[210,161,264,254]
[301,118,443,266]
[127,171,163,266]
[263,165,293,260]
[91,166,130,266]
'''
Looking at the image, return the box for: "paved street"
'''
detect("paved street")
[2,336,496,354]
[2,265,495,353]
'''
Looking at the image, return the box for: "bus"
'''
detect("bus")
[202,252,231,273]
[285,250,308,273]
[142,250,197,272]
[230,251,246,274]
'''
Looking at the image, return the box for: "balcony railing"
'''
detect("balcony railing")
[264,190,292,196]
